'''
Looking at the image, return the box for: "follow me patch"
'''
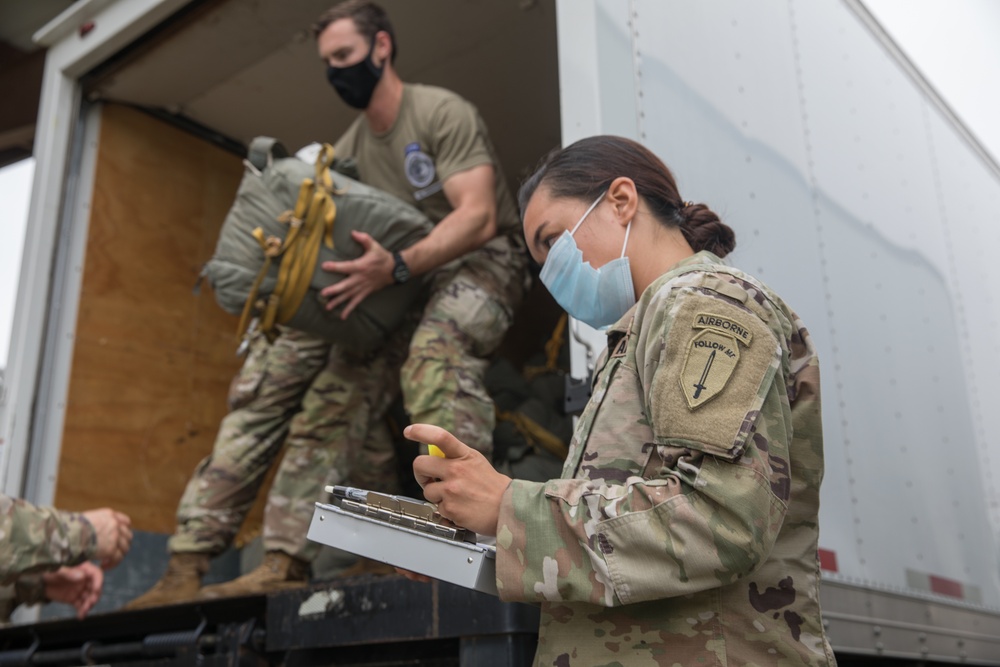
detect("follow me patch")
[680,312,754,409]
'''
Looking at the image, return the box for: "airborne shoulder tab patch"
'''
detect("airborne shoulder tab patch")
[649,293,778,458]
[693,312,753,346]
[681,312,754,409]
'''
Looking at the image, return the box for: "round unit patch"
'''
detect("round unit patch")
[404,142,436,189]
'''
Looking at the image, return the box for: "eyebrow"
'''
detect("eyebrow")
[321,46,351,63]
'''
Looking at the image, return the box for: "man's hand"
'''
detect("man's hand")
[82,508,133,569]
[320,230,395,319]
[42,563,104,619]
[406,424,511,537]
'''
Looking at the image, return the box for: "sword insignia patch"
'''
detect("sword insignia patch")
[680,312,752,409]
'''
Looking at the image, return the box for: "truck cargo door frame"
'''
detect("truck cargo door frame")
[0,0,192,501]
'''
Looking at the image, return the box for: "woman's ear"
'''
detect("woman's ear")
[606,176,638,228]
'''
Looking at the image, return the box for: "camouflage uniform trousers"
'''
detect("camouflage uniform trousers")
[170,320,415,560]
[262,319,416,561]
[401,232,529,456]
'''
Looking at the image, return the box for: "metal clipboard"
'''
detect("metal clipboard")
[307,485,498,596]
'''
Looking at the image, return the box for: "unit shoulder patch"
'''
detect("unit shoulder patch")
[681,329,740,408]
[679,306,763,409]
[648,291,780,460]
[404,142,436,187]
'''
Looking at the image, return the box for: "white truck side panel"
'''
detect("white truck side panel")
[790,0,999,603]
[556,0,1000,624]
[555,0,638,144]
[927,105,1000,542]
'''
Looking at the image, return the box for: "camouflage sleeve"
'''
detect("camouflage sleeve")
[495,281,789,606]
[0,494,98,583]
[0,575,47,624]
[0,584,16,623]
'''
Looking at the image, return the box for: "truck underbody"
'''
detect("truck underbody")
[0,576,540,667]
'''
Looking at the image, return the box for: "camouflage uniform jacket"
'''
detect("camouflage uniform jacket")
[0,494,97,621]
[495,252,836,666]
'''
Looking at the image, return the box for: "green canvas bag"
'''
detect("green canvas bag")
[206,138,433,353]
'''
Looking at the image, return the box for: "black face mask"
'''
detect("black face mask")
[326,43,384,109]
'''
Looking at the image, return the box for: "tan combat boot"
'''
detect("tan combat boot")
[198,551,309,599]
[123,552,211,610]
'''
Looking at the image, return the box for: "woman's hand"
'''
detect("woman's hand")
[406,424,511,537]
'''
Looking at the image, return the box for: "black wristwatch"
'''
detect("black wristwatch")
[391,252,411,284]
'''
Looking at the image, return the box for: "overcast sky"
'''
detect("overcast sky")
[0,159,31,367]
[1,1,999,366]
[865,0,1000,163]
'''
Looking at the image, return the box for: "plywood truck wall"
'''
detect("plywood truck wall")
[52,104,266,537]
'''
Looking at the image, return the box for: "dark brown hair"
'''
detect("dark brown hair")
[518,136,735,257]
[313,0,397,63]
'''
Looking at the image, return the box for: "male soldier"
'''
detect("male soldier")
[127,0,526,605]
[1,494,132,621]
[317,0,529,454]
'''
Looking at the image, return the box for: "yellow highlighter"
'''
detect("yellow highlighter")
[428,444,445,458]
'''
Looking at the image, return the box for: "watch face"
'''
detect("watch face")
[393,254,410,283]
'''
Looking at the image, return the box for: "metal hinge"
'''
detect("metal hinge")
[327,486,476,543]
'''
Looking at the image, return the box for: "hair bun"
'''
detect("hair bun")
[678,202,736,258]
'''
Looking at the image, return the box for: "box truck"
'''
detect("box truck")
[1,0,999,663]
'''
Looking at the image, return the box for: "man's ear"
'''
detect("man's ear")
[373,30,393,67]
[606,176,638,228]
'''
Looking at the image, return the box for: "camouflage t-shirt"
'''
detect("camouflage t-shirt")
[333,83,519,234]
[495,252,837,666]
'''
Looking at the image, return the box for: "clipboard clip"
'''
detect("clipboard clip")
[327,486,477,544]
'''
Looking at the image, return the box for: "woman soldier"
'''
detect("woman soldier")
[405,135,837,666]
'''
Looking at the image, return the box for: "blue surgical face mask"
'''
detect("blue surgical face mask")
[539,193,636,329]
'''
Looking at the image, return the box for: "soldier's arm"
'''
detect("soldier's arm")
[0,494,98,582]
[397,163,497,277]
[495,283,790,607]
[0,584,20,623]
[0,575,51,624]
[396,97,498,277]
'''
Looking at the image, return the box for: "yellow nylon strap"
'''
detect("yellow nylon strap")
[292,179,313,220]
[261,292,280,335]
[311,144,337,248]
[496,409,569,461]
[324,197,336,250]
[315,144,335,191]
[267,226,302,330]
[276,190,332,324]
[523,313,569,381]
[236,254,272,343]
[544,313,568,371]
[236,227,281,343]
[261,175,318,333]
[237,144,341,343]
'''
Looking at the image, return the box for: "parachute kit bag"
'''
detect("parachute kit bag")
[205,137,434,353]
